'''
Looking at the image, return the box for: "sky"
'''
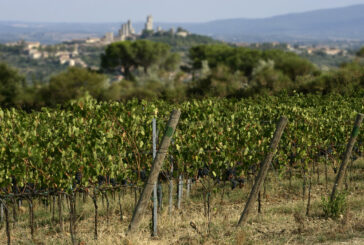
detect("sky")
[0,0,364,23]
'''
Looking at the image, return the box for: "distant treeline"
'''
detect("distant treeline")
[0,40,364,110]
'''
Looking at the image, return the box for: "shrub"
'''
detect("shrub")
[321,192,347,219]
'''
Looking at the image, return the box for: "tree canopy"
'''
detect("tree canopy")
[0,63,25,107]
[357,46,364,58]
[43,67,107,106]
[189,44,317,80]
[101,40,180,80]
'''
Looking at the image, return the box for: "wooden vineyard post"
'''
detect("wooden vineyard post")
[92,188,98,240]
[27,198,34,240]
[152,118,158,237]
[58,194,64,232]
[3,200,11,245]
[177,175,183,209]
[128,109,181,234]
[238,116,288,226]
[12,198,17,228]
[157,184,163,211]
[0,201,3,223]
[168,156,174,215]
[187,179,191,198]
[69,194,76,245]
[330,113,364,201]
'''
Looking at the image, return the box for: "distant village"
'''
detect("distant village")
[4,15,351,68]
[236,42,348,56]
[4,16,191,68]
[63,15,190,46]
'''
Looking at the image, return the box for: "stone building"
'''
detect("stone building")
[176,31,189,37]
[102,32,114,43]
[145,15,153,31]
[28,49,42,59]
[117,20,135,41]
[86,37,101,43]
[71,44,79,57]
[25,42,40,50]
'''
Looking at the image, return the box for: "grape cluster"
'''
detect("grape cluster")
[195,165,245,190]
[224,167,245,190]
[197,167,209,179]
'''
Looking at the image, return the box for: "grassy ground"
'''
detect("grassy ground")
[1,159,364,245]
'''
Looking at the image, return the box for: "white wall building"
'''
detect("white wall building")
[145,15,153,31]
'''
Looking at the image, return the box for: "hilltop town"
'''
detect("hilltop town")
[65,15,190,45]
[3,16,192,68]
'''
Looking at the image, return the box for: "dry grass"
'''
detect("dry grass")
[2,158,364,244]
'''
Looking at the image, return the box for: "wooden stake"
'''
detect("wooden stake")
[238,116,288,226]
[331,113,364,201]
[128,109,181,234]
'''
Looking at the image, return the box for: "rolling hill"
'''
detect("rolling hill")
[0,4,364,43]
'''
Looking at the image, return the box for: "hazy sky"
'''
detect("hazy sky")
[1,0,364,23]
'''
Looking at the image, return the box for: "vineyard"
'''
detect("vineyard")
[1,93,364,244]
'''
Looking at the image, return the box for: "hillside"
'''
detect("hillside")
[181,4,364,42]
[1,5,364,43]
